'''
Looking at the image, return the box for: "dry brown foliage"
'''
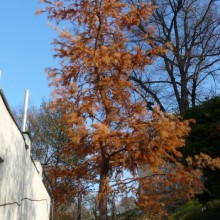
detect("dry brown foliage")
[38,0,220,219]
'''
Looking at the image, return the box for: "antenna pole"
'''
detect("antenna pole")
[0,69,2,87]
[22,90,29,132]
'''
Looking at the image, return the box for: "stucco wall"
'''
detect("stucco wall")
[0,91,50,220]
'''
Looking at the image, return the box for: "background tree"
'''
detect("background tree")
[13,102,86,220]
[131,0,220,113]
[37,0,216,218]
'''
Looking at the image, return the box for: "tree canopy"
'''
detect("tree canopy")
[131,0,220,113]
[37,0,220,218]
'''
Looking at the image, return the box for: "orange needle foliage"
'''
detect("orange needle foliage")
[38,0,220,218]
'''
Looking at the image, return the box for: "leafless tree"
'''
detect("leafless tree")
[130,0,220,112]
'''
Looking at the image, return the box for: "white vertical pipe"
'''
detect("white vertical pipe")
[22,90,29,132]
[0,69,2,86]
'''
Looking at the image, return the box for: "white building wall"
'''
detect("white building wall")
[0,91,50,220]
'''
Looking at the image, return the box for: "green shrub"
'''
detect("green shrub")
[169,199,220,220]
[169,200,202,220]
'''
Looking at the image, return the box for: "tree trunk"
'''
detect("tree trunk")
[77,195,82,220]
[180,74,189,112]
[99,178,108,220]
[111,196,116,220]
[191,79,197,107]
[98,156,109,220]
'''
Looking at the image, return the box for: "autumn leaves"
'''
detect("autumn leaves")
[38,0,220,219]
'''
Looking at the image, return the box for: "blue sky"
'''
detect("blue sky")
[0,0,58,108]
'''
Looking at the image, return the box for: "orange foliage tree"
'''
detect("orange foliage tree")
[37,0,219,218]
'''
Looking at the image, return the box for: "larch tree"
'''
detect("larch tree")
[38,0,219,218]
[130,0,220,113]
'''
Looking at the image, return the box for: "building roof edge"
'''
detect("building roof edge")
[0,89,27,138]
